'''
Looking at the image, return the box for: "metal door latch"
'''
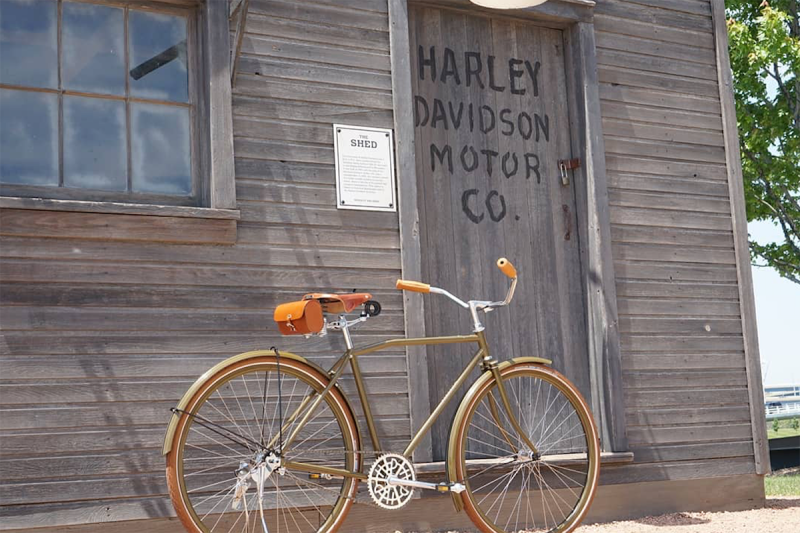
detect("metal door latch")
[558,158,581,186]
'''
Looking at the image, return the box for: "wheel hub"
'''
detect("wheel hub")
[231,450,282,510]
[515,449,540,463]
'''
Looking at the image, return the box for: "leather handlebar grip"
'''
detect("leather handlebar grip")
[497,258,517,279]
[396,279,431,293]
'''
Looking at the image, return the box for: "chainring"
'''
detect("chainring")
[367,453,416,510]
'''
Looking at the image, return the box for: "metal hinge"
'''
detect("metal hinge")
[558,158,581,186]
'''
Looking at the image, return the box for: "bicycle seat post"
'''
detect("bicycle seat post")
[338,315,354,350]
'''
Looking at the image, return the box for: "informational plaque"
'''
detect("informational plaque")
[333,124,397,212]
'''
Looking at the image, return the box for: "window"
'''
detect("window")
[0,0,218,208]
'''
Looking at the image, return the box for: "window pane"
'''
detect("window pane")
[129,11,188,103]
[131,103,191,195]
[0,89,58,186]
[0,0,58,88]
[63,96,127,191]
[62,2,125,95]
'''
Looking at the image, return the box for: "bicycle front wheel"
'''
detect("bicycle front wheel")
[451,363,600,533]
[166,355,360,533]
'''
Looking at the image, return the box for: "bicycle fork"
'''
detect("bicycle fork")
[486,362,541,457]
[477,331,541,458]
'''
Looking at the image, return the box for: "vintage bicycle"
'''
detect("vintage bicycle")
[163,258,600,533]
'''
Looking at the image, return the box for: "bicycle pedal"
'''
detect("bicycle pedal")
[309,473,336,480]
[440,482,466,494]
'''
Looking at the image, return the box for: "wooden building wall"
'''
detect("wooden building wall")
[0,0,764,531]
[592,0,761,486]
[0,0,408,529]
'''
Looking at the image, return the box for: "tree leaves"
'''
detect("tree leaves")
[728,0,800,284]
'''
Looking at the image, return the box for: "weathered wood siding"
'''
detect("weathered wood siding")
[0,0,406,529]
[593,0,757,484]
[407,4,592,462]
[0,0,763,531]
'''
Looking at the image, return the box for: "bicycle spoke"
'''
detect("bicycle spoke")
[240,375,263,446]
[205,484,238,523]
[466,457,517,481]
[291,411,335,451]
[170,359,357,533]
[542,463,583,498]
[185,462,237,478]
[541,429,587,456]
[536,462,560,530]
[473,467,519,496]
[216,388,254,452]
[260,370,271,446]
[456,366,598,533]
[535,462,574,521]
[195,483,238,511]
[467,435,516,455]
[188,426,249,460]
[541,461,588,483]
[504,472,527,533]
[473,406,524,449]
[535,400,572,449]
[230,379,259,446]
[184,449,244,462]
[188,475,239,495]
[487,466,521,523]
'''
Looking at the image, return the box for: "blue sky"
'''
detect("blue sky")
[749,72,799,388]
[748,220,800,386]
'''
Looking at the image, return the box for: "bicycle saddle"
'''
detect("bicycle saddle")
[303,292,373,314]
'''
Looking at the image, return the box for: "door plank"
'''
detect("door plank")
[408,6,590,460]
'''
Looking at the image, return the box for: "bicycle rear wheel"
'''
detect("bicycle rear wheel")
[166,356,360,533]
[451,363,600,533]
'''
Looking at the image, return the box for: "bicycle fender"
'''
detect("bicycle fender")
[445,356,551,511]
[161,349,355,456]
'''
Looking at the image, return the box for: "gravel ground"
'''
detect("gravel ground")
[577,497,800,533]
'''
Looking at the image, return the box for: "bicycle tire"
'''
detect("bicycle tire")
[166,356,360,533]
[451,362,600,533]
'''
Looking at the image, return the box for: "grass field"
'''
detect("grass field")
[765,472,800,497]
[768,426,800,439]
[768,418,800,439]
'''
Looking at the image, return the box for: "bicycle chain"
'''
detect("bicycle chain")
[286,471,385,509]
[288,447,381,457]
[282,448,406,509]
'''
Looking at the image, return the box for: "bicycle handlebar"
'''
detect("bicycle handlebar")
[396,257,517,308]
[496,257,517,279]
[395,280,431,293]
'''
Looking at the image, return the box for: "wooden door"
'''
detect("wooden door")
[409,5,590,460]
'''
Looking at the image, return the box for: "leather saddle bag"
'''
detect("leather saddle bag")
[273,299,324,335]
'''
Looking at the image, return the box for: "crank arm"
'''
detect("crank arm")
[385,476,466,494]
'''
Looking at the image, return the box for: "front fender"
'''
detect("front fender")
[162,349,336,456]
[446,356,551,511]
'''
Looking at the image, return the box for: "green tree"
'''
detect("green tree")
[773,417,781,433]
[792,417,800,430]
[727,0,800,284]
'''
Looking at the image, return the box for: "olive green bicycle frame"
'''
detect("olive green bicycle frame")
[277,330,540,481]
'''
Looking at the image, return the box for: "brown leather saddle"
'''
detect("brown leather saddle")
[302,292,373,314]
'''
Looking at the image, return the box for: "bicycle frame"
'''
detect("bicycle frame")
[277,328,543,482]
[163,257,605,533]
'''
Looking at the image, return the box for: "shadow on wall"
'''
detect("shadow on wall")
[78,357,173,521]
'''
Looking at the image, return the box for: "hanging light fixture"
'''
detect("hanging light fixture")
[469,0,549,8]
